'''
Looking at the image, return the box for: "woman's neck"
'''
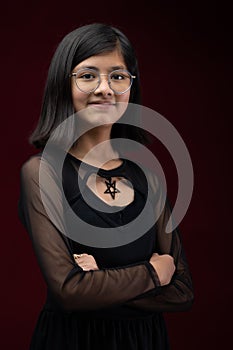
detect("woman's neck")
[69,126,121,170]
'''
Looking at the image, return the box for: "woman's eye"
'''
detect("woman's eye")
[79,73,95,80]
[111,74,125,80]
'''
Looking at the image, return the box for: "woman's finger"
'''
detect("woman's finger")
[73,253,87,260]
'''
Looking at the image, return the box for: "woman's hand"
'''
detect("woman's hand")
[149,253,175,286]
[73,253,99,271]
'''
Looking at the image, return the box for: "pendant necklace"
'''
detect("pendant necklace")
[104,177,120,199]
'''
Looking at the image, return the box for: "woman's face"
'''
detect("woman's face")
[70,49,131,125]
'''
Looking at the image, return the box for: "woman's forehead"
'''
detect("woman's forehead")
[73,49,126,72]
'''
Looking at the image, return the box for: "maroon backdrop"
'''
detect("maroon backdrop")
[1,1,232,349]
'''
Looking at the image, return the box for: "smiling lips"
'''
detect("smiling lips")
[88,101,116,109]
[89,101,115,105]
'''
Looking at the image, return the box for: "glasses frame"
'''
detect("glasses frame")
[70,68,136,95]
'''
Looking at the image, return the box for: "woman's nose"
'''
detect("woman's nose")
[94,75,113,96]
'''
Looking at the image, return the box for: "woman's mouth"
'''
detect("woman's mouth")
[88,102,116,110]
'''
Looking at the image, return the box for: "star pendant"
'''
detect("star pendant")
[104,177,120,199]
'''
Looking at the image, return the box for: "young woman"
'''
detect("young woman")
[19,23,193,350]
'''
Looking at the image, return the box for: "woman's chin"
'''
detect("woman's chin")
[76,105,124,127]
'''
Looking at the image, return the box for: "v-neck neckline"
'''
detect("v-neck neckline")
[66,153,134,209]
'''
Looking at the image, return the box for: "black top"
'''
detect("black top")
[18,152,194,350]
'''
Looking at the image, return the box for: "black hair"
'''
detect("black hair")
[30,23,149,148]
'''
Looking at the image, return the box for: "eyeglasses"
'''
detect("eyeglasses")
[70,68,136,95]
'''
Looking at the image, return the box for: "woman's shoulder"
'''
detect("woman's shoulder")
[20,153,42,179]
[20,150,65,185]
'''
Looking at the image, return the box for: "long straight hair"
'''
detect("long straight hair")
[30,23,148,148]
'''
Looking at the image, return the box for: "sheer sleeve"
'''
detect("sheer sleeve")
[18,155,159,312]
[125,171,194,312]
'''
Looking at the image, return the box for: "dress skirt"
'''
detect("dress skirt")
[30,306,170,350]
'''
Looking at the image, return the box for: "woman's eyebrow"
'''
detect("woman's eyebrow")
[110,65,126,70]
[77,65,126,71]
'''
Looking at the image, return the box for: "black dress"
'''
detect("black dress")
[18,152,193,350]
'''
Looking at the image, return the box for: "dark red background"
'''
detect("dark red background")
[1,1,232,349]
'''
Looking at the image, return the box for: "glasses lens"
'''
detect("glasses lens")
[109,70,132,93]
[75,69,99,93]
